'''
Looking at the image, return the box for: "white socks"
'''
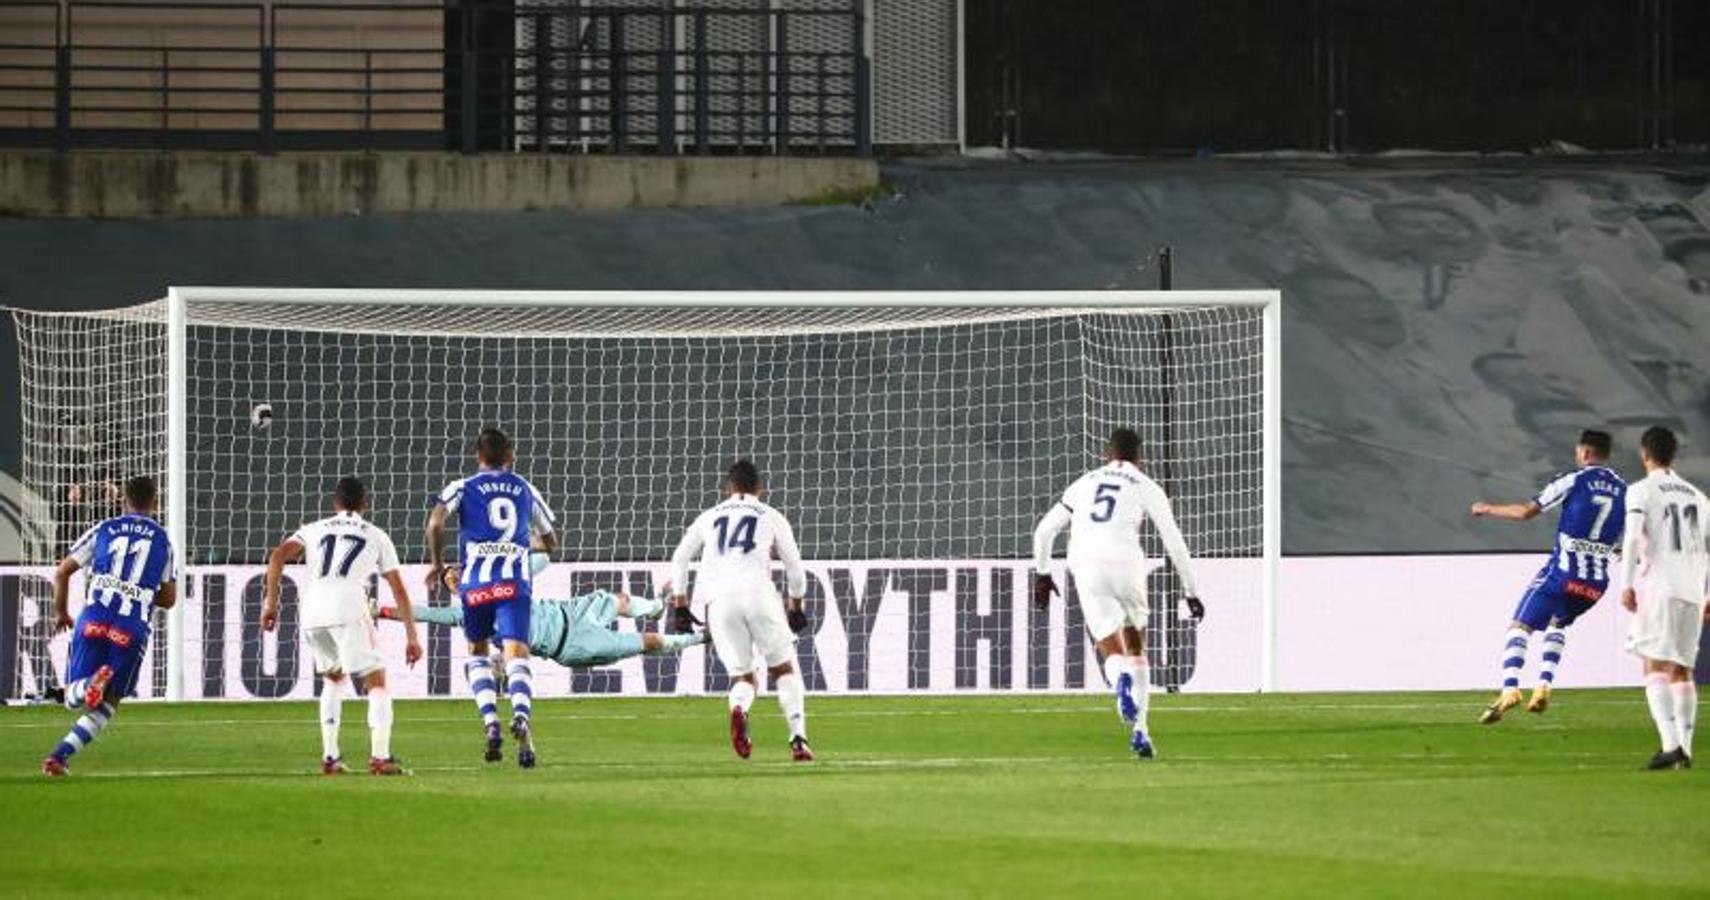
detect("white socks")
[1646,673,1680,753]
[728,679,756,713]
[1129,655,1152,733]
[776,673,807,740]
[1672,681,1697,758]
[368,686,394,760]
[320,679,344,759]
[1102,654,1131,688]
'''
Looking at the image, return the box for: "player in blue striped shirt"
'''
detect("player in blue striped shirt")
[1470,430,1626,723]
[41,477,178,777]
[425,427,558,767]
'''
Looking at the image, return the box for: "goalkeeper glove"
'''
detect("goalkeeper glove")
[670,604,700,634]
[1032,573,1059,610]
[1184,595,1205,622]
[787,604,809,635]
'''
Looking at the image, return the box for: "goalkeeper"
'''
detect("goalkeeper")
[377,567,705,669]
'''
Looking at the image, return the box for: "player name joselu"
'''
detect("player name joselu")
[476,481,525,497]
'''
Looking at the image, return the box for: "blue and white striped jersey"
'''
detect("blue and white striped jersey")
[434,469,557,592]
[68,513,178,631]
[1533,466,1626,583]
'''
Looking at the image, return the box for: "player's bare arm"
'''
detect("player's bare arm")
[423,503,449,589]
[1030,501,1070,608]
[261,538,305,632]
[50,556,80,633]
[1469,500,1541,521]
[382,569,424,667]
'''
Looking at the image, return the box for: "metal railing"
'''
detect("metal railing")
[0,0,871,154]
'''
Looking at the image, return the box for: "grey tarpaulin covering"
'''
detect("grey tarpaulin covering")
[2,157,1707,554]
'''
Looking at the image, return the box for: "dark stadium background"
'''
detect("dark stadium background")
[1,0,1706,558]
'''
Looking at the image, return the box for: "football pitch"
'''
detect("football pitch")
[2,690,1706,898]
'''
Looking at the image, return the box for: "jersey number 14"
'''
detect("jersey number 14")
[713,515,758,554]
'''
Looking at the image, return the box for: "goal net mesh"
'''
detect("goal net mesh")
[10,296,1266,700]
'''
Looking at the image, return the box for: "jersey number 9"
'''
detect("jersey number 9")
[490,497,518,543]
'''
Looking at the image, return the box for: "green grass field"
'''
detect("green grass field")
[2,689,1706,898]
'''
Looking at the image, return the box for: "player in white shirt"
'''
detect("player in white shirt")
[263,477,422,776]
[1619,427,1709,770]
[666,459,813,762]
[1033,428,1205,760]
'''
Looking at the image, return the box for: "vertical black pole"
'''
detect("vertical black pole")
[1158,244,1173,290]
[774,12,789,153]
[853,5,870,155]
[54,43,70,151]
[659,11,676,151]
[259,45,275,154]
[363,49,374,151]
[460,3,478,153]
[693,10,709,153]
[612,13,627,151]
[534,14,546,152]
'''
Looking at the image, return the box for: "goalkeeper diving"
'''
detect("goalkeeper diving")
[378,560,707,669]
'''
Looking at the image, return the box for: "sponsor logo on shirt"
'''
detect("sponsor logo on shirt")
[1562,580,1604,602]
[469,542,526,557]
[90,574,155,601]
[1563,539,1616,557]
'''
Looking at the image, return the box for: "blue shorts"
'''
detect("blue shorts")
[65,611,148,700]
[460,581,533,645]
[1512,567,1605,631]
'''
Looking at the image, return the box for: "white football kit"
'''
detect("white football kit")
[1032,460,1200,639]
[1622,468,1710,668]
[670,494,806,675]
[287,510,402,677]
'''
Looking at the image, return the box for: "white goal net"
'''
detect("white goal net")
[8,290,1278,701]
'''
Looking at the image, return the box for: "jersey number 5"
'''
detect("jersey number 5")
[1091,483,1121,522]
[713,515,758,554]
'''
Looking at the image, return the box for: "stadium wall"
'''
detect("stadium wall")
[6,556,1704,699]
[0,151,879,218]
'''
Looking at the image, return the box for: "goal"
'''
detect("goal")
[9,290,1279,701]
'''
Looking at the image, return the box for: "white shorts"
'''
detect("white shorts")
[304,620,385,678]
[707,590,798,676]
[1626,595,1705,669]
[1071,563,1149,640]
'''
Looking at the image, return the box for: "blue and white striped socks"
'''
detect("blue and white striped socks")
[465,658,500,728]
[506,659,533,722]
[1500,626,1530,690]
[52,702,114,761]
[1537,628,1567,686]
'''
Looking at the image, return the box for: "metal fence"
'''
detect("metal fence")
[0,0,871,153]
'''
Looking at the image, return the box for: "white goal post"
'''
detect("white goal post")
[10,288,1280,701]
